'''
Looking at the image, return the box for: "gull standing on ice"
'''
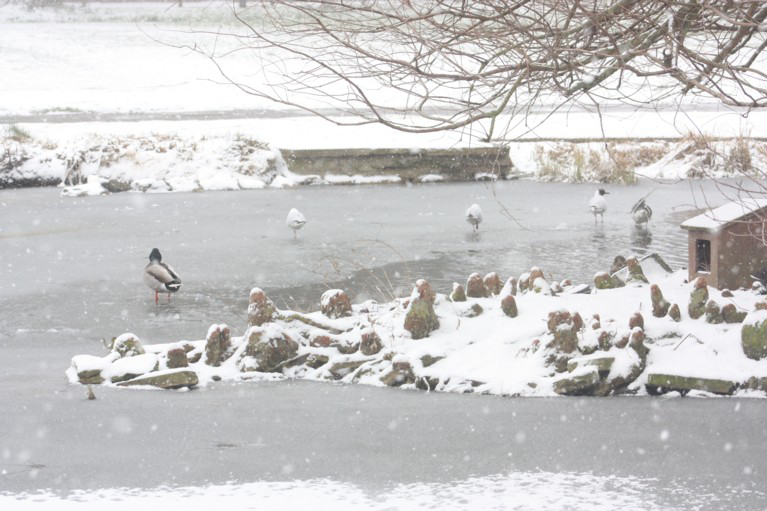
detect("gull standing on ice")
[630,197,653,228]
[465,204,483,231]
[286,208,307,238]
[588,189,609,225]
[143,248,182,305]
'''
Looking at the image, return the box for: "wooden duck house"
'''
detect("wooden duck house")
[681,198,767,290]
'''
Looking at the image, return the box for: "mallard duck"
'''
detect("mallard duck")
[143,248,181,304]
[589,189,609,224]
[630,198,653,227]
[286,208,307,238]
[465,203,483,231]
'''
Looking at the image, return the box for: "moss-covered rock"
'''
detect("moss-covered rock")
[205,324,232,367]
[112,333,145,358]
[380,361,416,387]
[117,369,198,389]
[705,300,723,324]
[553,367,600,396]
[404,297,439,339]
[528,267,544,289]
[518,272,531,293]
[305,354,329,369]
[645,373,737,396]
[688,277,709,320]
[743,376,767,392]
[668,303,681,322]
[594,271,616,289]
[628,312,644,330]
[629,328,648,360]
[500,277,517,297]
[722,304,748,324]
[467,303,484,317]
[483,272,502,295]
[450,283,467,302]
[626,257,648,284]
[321,289,352,318]
[531,277,551,294]
[247,287,275,326]
[597,330,614,351]
[166,348,188,369]
[546,310,578,364]
[360,328,383,356]
[308,334,358,354]
[110,353,159,384]
[650,284,670,318]
[571,312,584,331]
[567,356,614,377]
[501,295,518,318]
[595,357,644,397]
[242,325,299,372]
[420,354,444,368]
[328,359,368,380]
[415,376,440,391]
[741,310,767,360]
[414,279,436,304]
[610,255,627,275]
[70,354,114,385]
[466,273,489,298]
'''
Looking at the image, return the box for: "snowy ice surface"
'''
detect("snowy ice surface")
[0,471,713,511]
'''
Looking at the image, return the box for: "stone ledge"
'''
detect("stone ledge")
[282,147,514,182]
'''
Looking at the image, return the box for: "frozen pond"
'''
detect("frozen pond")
[1,180,765,509]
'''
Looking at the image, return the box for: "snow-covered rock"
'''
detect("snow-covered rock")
[67,268,767,398]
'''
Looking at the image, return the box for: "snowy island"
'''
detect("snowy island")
[68,254,767,398]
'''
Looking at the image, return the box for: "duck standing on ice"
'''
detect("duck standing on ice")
[630,197,653,228]
[465,203,483,231]
[143,248,181,305]
[588,189,609,225]
[286,208,307,238]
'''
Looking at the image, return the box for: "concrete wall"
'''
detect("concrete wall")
[281,147,513,182]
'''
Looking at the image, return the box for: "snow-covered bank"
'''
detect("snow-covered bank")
[68,256,767,398]
[3,123,765,192]
[1,131,302,193]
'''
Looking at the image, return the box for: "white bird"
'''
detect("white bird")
[143,248,181,305]
[286,208,307,238]
[465,203,483,231]
[630,198,653,227]
[589,189,609,224]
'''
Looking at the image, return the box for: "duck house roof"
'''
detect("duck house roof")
[681,198,767,231]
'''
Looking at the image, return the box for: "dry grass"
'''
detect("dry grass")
[4,124,32,143]
[725,135,752,174]
[532,141,669,184]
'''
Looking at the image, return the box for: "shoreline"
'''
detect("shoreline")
[2,129,764,194]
